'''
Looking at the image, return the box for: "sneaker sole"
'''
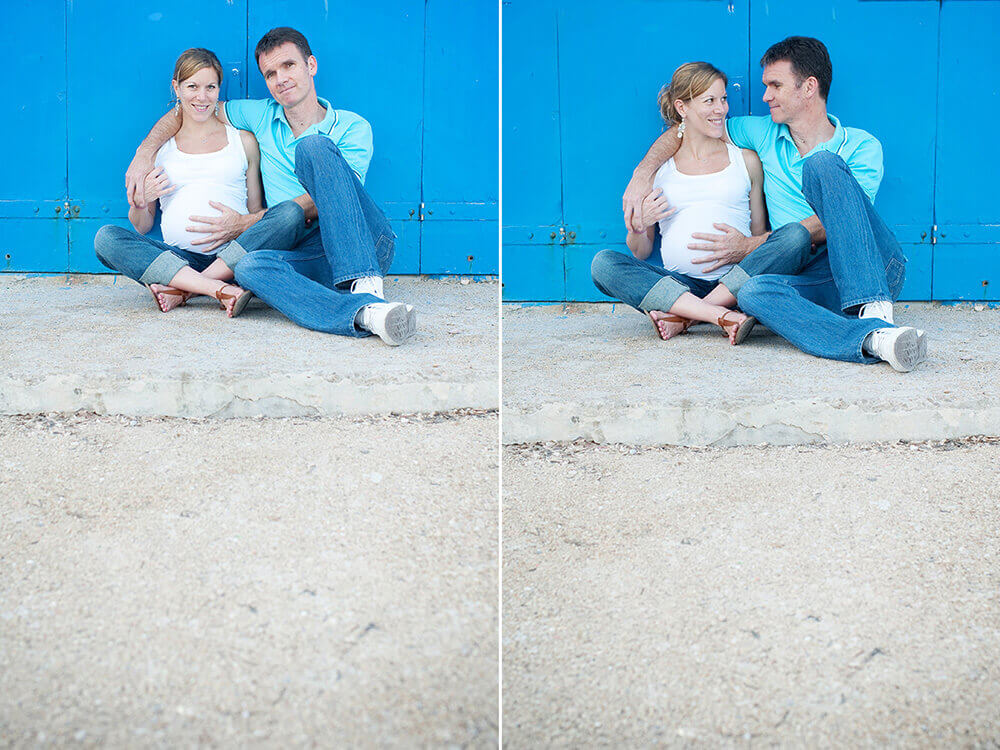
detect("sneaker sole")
[888,327,927,372]
[379,303,416,346]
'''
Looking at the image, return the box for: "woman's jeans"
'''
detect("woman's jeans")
[735,151,906,364]
[591,221,814,313]
[94,199,306,286]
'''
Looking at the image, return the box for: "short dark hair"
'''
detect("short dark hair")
[760,36,832,100]
[255,27,312,66]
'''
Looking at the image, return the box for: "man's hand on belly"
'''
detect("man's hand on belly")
[688,223,764,274]
[188,202,262,252]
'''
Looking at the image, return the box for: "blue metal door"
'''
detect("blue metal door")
[502,0,750,301]
[501,0,563,300]
[502,0,994,303]
[421,0,499,275]
[932,0,1000,301]
[1,1,69,272]
[3,1,495,277]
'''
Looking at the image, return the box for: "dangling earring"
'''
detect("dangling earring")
[174,100,180,116]
[214,102,219,117]
[677,118,686,139]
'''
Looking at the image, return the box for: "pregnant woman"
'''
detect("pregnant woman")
[95,48,263,316]
[592,62,779,345]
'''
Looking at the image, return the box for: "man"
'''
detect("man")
[125,27,415,345]
[622,36,926,372]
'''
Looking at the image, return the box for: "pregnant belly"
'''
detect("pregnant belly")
[160,185,244,252]
[659,204,743,280]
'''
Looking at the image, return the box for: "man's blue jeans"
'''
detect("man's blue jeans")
[736,151,906,363]
[93,199,305,285]
[590,221,814,313]
[225,135,395,338]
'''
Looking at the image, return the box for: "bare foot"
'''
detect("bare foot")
[149,284,191,312]
[215,283,249,318]
[718,310,751,345]
[648,310,690,341]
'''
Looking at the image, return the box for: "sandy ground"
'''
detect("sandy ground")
[503,438,1000,747]
[0,412,498,748]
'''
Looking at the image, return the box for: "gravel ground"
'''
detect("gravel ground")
[0,412,498,748]
[503,438,1000,748]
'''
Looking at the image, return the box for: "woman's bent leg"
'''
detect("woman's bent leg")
[591,249,695,312]
[94,225,190,284]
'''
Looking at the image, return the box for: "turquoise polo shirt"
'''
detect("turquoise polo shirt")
[225,96,373,206]
[726,113,883,229]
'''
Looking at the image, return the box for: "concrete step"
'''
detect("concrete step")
[502,301,1000,446]
[0,275,498,418]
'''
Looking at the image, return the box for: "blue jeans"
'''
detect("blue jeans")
[225,135,395,337]
[590,221,814,313]
[93,199,304,285]
[736,151,906,363]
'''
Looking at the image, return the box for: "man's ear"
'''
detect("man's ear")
[803,76,819,99]
[308,55,318,76]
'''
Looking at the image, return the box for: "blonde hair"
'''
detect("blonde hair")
[657,62,728,126]
[172,48,223,92]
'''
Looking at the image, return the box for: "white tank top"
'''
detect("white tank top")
[155,124,249,252]
[652,142,751,281]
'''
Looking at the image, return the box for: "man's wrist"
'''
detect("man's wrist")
[244,211,264,231]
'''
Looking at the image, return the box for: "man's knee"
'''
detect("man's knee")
[802,150,849,187]
[294,134,346,172]
[769,221,813,255]
[265,200,306,229]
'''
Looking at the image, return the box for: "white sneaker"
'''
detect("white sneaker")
[859,300,894,325]
[351,275,384,299]
[357,302,416,346]
[860,301,925,341]
[865,327,927,372]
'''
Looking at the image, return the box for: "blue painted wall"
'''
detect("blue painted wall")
[1,0,497,276]
[502,0,1000,302]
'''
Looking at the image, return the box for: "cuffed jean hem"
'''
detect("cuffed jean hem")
[138,250,188,286]
[216,240,246,269]
[716,264,750,296]
[857,320,895,364]
[638,274,688,313]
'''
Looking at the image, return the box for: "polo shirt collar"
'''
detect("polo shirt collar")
[777,113,847,157]
[271,97,338,136]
